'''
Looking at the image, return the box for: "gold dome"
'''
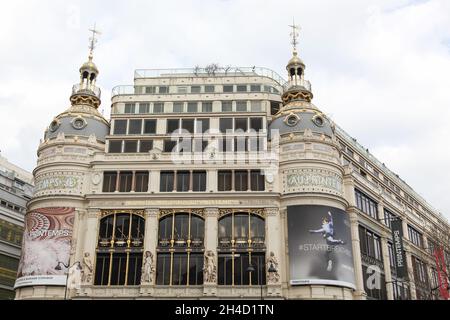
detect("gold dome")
[287,51,305,69]
[79,56,99,74]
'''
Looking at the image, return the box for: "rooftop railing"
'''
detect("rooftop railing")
[282,79,312,93]
[72,84,101,100]
[134,66,287,86]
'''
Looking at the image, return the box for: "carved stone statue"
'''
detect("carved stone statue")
[267,252,280,284]
[203,251,216,283]
[141,251,155,284]
[82,252,93,283]
[67,262,82,290]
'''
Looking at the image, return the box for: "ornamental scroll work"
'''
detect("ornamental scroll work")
[34,172,84,196]
[284,168,343,196]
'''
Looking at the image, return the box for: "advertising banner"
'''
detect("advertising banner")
[391,219,408,279]
[287,205,355,289]
[434,247,449,300]
[14,207,75,289]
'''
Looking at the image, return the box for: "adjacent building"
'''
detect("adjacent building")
[0,155,33,299]
[15,29,450,300]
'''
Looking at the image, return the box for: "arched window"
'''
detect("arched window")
[156,211,204,286]
[95,212,145,286]
[218,211,266,286]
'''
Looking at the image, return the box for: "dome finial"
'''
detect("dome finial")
[289,18,300,55]
[88,23,102,61]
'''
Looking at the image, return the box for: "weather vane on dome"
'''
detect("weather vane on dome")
[289,18,300,53]
[88,23,102,59]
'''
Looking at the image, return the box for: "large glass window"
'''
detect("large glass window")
[220,118,233,133]
[218,211,266,286]
[408,225,423,248]
[217,170,265,192]
[103,172,117,192]
[114,120,127,135]
[182,119,195,133]
[355,189,378,219]
[192,171,207,192]
[222,101,232,112]
[129,120,142,134]
[135,172,149,192]
[177,171,190,192]
[160,171,175,192]
[156,212,205,286]
[144,120,156,134]
[218,171,232,191]
[250,118,263,132]
[167,119,180,134]
[202,102,213,113]
[140,140,153,153]
[234,171,248,191]
[95,213,145,286]
[124,141,138,153]
[195,119,210,133]
[119,172,133,192]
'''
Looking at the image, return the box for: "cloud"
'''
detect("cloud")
[0,0,449,220]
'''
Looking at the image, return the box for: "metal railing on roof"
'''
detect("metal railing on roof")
[72,84,101,100]
[134,66,287,86]
[282,79,312,93]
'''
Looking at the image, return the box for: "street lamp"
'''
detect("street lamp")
[247,262,277,300]
[55,261,80,300]
[246,264,261,300]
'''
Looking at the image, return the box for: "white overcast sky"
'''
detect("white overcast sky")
[0,0,449,220]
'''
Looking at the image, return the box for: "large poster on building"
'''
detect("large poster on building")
[288,205,356,289]
[14,207,75,289]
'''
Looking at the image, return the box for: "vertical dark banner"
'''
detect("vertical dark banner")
[391,219,408,279]
[287,205,355,289]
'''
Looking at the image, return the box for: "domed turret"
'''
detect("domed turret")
[44,25,109,142]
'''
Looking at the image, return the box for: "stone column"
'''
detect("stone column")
[377,200,385,223]
[144,208,159,281]
[203,208,219,296]
[265,207,282,297]
[76,208,99,295]
[405,250,417,300]
[348,210,367,300]
[381,236,394,300]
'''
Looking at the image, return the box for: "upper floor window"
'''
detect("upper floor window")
[125,103,136,114]
[384,209,399,229]
[355,189,378,220]
[114,120,127,135]
[412,256,429,288]
[236,85,247,93]
[223,85,233,93]
[191,86,201,93]
[407,225,423,248]
[139,103,150,114]
[217,170,265,192]
[205,85,215,93]
[102,171,149,193]
[359,225,383,262]
[159,86,169,94]
[160,171,207,192]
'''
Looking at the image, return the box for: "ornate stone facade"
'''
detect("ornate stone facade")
[15,30,450,301]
